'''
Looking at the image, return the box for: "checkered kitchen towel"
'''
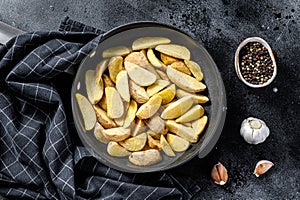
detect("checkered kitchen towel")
[0,17,200,199]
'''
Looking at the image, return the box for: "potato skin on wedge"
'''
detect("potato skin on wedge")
[94,105,117,129]
[129,149,162,166]
[129,80,149,104]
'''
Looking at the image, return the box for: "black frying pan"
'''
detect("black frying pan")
[71,22,226,173]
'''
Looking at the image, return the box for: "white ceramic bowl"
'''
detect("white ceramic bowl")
[234,37,277,88]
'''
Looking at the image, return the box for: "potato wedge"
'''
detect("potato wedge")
[147,134,162,149]
[75,93,96,130]
[108,56,123,83]
[116,70,130,102]
[161,126,169,136]
[99,95,107,111]
[156,70,170,81]
[175,105,204,123]
[184,60,204,81]
[183,122,192,127]
[129,80,149,104]
[155,44,190,60]
[102,46,131,58]
[141,145,153,151]
[105,87,124,119]
[114,101,130,127]
[95,59,108,84]
[94,105,117,129]
[125,61,157,86]
[161,96,194,119]
[136,94,162,119]
[94,123,109,144]
[147,48,166,68]
[166,120,195,143]
[124,52,150,67]
[157,84,176,105]
[170,61,191,75]
[161,99,176,109]
[123,100,138,128]
[160,53,179,65]
[85,70,104,104]
[119,132,147,151]
[146,79,170,97]
[147,129,161,140]
[102,74,115,87]
[176,89,209,104]
[143,65,161,79]
[144,115,165,133]
[167,66,206,93]
[166,133,190,152]
[160,135,176,157]
[132,37,171,50]
[129,149,162,166]
[107,141,131,157]
[140,49,147,56]
[102,127,130,142]
[132,118,146,136]
[192,115,208,142]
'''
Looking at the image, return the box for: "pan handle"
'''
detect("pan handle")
[0,21,25,45]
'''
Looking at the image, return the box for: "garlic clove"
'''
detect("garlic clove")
[254,160,274,177]
[211,162,228,185]
[240,123,254,143]
[252,126,270,144]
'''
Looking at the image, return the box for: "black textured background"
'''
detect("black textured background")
[0,0,299,199]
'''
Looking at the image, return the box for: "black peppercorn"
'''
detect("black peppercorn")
[239,42,274,85]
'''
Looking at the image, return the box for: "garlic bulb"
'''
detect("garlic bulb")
[240,117,270,144]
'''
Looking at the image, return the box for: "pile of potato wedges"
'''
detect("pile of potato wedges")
[75,37,209,167]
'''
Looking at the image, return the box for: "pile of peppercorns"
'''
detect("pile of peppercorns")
[239,42,274,85]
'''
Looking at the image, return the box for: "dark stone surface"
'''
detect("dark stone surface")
[0,0,299,199]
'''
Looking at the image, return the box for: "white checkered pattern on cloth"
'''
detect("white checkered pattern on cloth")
[0,17,200,200]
